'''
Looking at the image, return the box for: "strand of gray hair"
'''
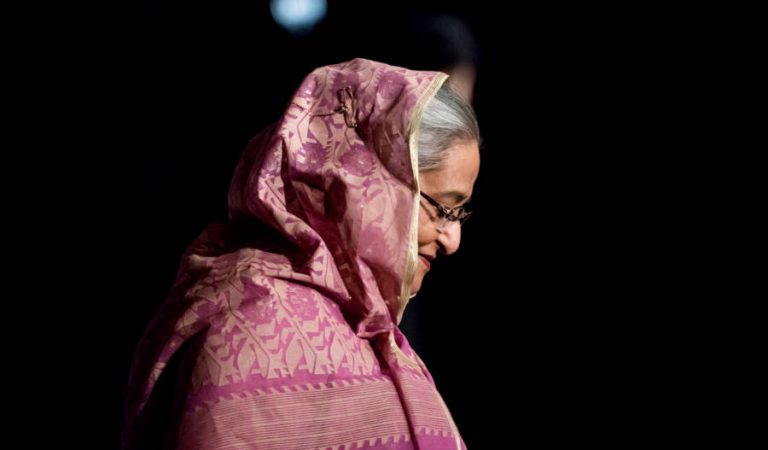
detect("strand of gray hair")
[417,84,480,171]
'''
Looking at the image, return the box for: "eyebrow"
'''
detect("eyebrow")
[437,191,472,206]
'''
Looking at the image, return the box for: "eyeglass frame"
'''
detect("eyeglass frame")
[419,191,472,230]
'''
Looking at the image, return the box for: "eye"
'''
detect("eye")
[441,207,462,221]
[437,205,453,219]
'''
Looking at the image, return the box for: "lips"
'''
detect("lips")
[418,255,432,270]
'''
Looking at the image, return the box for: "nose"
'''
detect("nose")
[437,220,462,255]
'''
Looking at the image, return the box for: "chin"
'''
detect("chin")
[410,271,426,295]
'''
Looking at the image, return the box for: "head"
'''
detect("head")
[411,84,481,294]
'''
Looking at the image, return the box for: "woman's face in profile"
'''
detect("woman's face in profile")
[411,140,480,294]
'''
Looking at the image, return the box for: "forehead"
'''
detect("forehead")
[419,140,480,204]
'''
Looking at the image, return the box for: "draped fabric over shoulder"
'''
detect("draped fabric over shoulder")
[123,58,465,450]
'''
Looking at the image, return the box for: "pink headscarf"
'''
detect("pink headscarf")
[123,58,465,450]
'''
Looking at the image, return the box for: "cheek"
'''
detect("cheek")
[416,210,434,245]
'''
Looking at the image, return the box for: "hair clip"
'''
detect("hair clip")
[336,86,358,128]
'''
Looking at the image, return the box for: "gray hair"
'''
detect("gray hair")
[417,83,480,171]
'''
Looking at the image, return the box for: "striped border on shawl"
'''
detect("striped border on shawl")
[178,374,458,450]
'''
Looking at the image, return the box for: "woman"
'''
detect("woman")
[123,58,480,450]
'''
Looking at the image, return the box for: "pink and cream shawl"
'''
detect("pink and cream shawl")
[123,58,465,450]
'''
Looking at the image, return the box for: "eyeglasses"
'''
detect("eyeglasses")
[419,191,472,231]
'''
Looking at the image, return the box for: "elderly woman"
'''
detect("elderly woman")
[123,58,480,450]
